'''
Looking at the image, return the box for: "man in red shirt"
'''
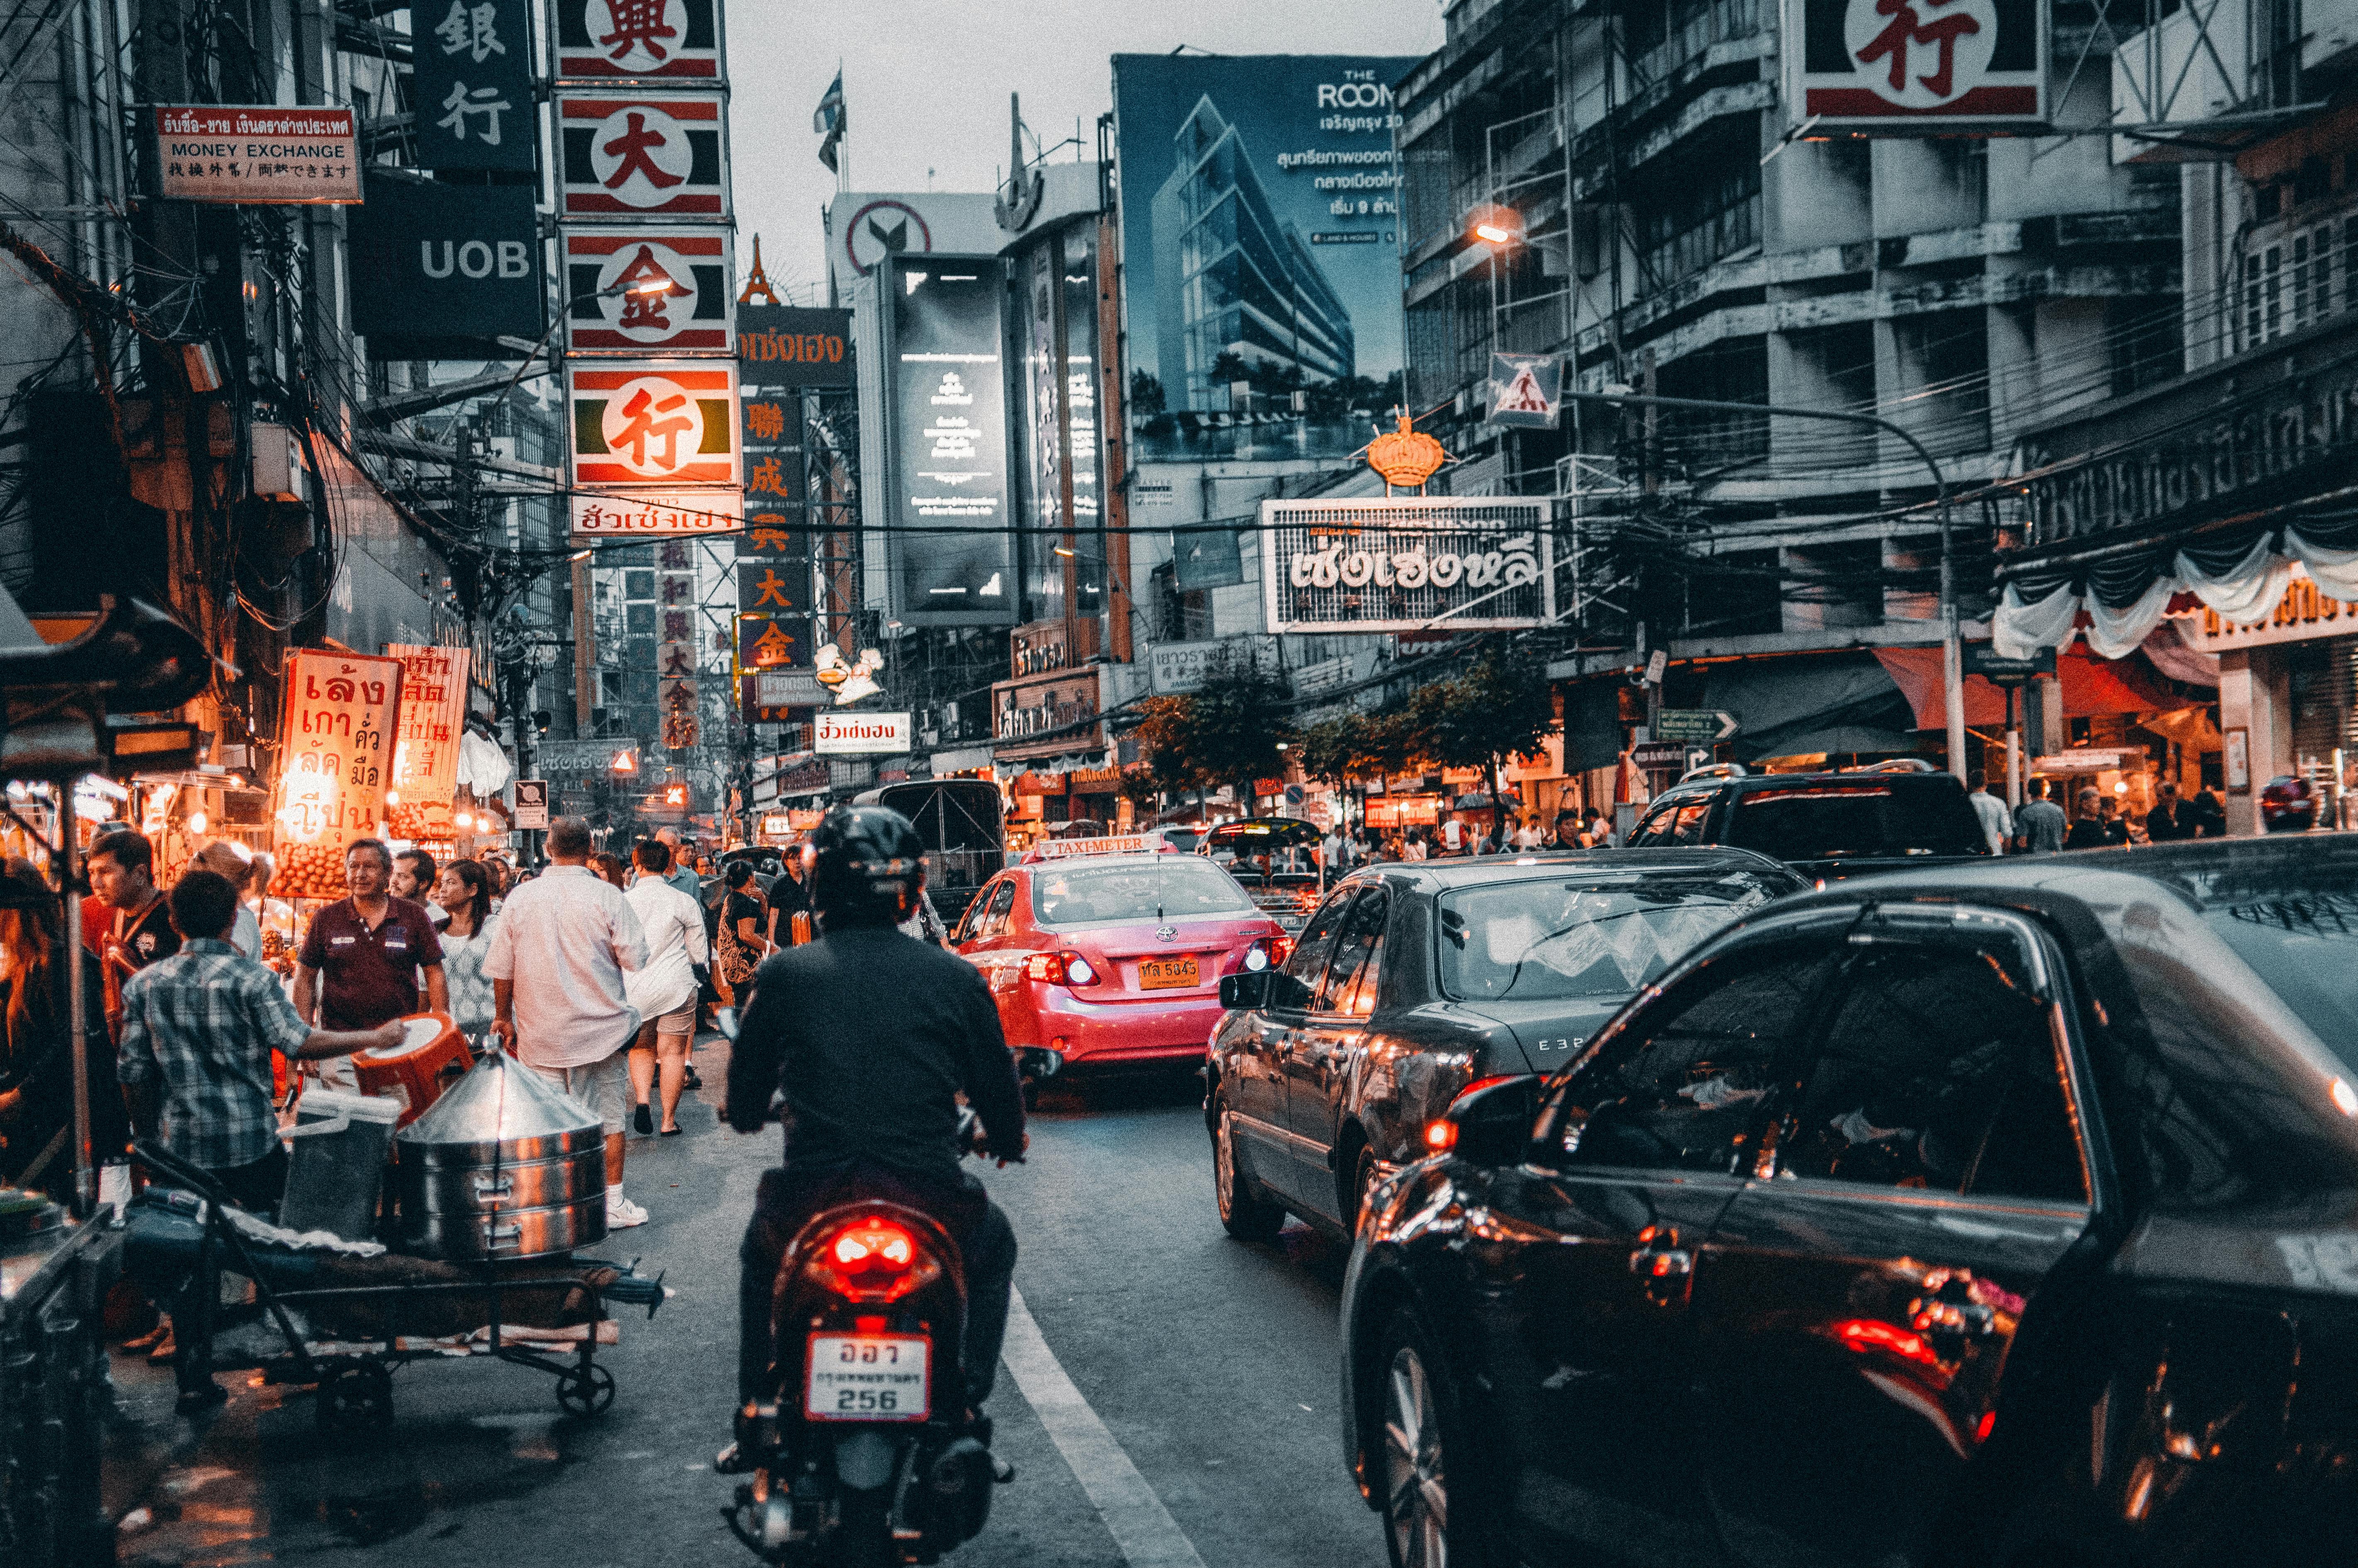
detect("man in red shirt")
[293,841,446,1088]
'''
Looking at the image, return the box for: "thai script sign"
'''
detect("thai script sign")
[739,304,852,387]
[386,643,472,811]
[155,106,358,204]
[273,650,404,847]
[570,489,741,537]
[1262,498,1554,633]
[814,711,913,756]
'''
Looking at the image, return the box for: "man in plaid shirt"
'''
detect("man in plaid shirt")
[119,869,404,1412]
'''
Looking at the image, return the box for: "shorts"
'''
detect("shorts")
[527,1050,632,1137]
[652,1002,695,1039]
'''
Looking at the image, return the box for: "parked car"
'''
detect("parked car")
[1624,766,1991,879]
[1207,848,1804,1243]
[1340,835,2358,1568]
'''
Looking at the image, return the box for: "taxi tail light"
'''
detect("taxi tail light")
[806,1216,943,1304]
[1242,937,1279,972]
[1024,951,1099,987]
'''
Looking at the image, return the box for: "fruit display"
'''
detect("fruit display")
[272,841,347,901]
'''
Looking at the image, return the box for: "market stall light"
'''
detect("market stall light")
[185,811,206,834]
[455,811,474,829]
[385,790,401,806]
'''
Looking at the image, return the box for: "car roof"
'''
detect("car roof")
[1336,846,1802,895]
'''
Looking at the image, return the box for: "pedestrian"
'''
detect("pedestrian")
[589,850,629,890]
[1581,807,1608,847]
[87,829,178,1042]
[2188,785,2228,837]
[1513,814,1544,851]
[430,859,499,1045]
[654,827,705,904]
[2063,787,2114,851]
[1967,771,2013,856]
[484,817,651,1228]
[2146,779,2196,841]
[0,858,124,1199]
[390,847,440,920]
[624,838,708,1137]
[1439,815,1466,856]
[2095,792,2132,846]
[117,868,404,1412]
[1553,810,1580,848]
[1403,828,1429,862]
[291,839,448,1090]
[715,861,768,1001]
[245,851,297,966]
[2014,778,2067,853]
[194,840,264,957]
[765,846,814,948]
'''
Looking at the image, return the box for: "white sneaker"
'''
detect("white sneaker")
[607,1193,650,1228]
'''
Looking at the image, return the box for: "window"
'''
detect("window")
[1551,942,1843,1173]
[1722,781,1986,861]
[965,879,1016,940]
[1265,889,1352,1011]
[1630,802,1682,846]
[1316,890,1388,1014]
[1439,872,1784,1004]
[1665,801,1712,846]
[1779,947,2084,1202]
[1030,859,1253,926]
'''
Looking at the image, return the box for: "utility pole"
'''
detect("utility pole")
[1561,387,1969,782]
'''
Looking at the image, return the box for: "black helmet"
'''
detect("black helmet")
[810,803,926,925]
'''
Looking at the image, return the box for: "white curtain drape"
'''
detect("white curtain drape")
[2174,532,2293,622]
[2286,526,2358,600]
[1991,581,2083,659]
[2084,576,2178,659]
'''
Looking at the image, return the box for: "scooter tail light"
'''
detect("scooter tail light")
[807,1217,943,1304]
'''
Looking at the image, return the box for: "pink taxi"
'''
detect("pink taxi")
[952,833,1288,1092]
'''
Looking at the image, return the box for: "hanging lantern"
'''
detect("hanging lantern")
[1366,414,1446,489]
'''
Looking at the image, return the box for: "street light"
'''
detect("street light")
[1468,204,1524,247]
[489,277,673,407]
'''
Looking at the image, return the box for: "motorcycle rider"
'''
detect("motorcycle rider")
[724,804,1026,1434]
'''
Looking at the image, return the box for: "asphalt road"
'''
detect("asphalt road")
[105,1045,1385,1568]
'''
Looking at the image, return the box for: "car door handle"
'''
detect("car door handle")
[1629,1224,1693,1303]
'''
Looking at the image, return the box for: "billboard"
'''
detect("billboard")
[563,227,734,352]
[552,0,725,82]
[154,106,358,204]
[569,360,739,488]
[1111,55,1417,463]
[556,91,730,219]
[411,0,535,171]
[1262,498,1554,633]
[815,711,913,756]
[739,305,852,388]
[1784,0,2047,129]
[890,258,1015,625]
[348,176,542,355]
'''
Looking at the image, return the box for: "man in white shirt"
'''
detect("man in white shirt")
[485,817,653,1226]
[624,836,710,1137]
[1439,815,1466,856]
[1968,771,2013,857]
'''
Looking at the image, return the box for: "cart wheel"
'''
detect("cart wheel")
[555,1362,615,1417]
[316,1361,394,1430]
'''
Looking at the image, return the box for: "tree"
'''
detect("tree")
[1180,657,1294,811]
[1408,641,1558,842]
[1128,369,1166,417]
[1134,695,1203,800]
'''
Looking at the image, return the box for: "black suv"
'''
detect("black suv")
[1626,766,1991,879]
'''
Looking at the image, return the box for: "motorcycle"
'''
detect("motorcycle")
[722,1106,1009,1566]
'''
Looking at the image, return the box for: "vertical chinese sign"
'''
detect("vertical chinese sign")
[385,644,473,839]
[735,306,846,720]
[272,651,404,896]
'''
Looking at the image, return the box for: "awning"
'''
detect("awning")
[1698,653,1919,764]
[1758,722,1925,759]
[1872,638,2198,732]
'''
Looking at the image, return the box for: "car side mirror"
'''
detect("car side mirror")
[1430,1074,1544,1167]
[1220,971,1271,1011]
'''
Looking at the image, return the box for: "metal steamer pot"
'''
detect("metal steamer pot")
[394,1050,608,1260]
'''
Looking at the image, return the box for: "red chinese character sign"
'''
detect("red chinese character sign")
[569,361,739,486]
[273,651,404,849]
[554,0,723,82]
[1785,0,2045,128]
[384,645,473,832]
[556,92,729,219]
[564,228,735,352]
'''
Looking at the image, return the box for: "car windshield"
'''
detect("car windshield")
[1032,858,1254,926]
[1437,873,1781,1002]
[1723,782,1986,860]
[2202,893,2358,1074]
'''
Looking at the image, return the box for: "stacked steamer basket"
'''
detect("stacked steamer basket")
[395,1051,607,1260]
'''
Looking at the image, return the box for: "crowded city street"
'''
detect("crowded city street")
[100,1063,1382,1568]
[11,0,2358,1565]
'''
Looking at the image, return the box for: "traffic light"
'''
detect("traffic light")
[662,783,688,808]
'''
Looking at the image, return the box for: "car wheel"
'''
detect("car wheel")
[1379,1315,1458,1568]
[1212,1099,1285,1242]
[1349,1145,1380,1233]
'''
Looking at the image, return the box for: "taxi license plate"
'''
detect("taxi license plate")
[805,1333,929,1422]
[1136,954,1201,990]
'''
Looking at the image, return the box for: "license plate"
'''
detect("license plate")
[1136,954,1201,990]
[805,1333,929,1422]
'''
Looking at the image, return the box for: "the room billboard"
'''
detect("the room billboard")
[1111,53,1417,464]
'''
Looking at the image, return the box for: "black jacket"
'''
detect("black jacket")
[725,925,1024,1189]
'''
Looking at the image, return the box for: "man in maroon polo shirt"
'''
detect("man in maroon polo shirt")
[293,840,447,1078]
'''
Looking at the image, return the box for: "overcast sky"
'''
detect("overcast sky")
[727,0,1445,304]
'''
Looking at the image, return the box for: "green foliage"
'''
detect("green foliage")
[1134,695,1202,793]
[1405,641,1558,830]
[1184,658,1295,805]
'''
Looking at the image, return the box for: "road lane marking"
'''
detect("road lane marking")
[1001,1286,1208,1568]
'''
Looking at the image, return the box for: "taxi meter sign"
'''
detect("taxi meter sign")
[1021,833,1173,863]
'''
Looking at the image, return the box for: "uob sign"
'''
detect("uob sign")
[348,175,542,351]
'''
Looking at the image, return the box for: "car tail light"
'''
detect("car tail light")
[807,1216,943,1304]
[1024,951,1099,987]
